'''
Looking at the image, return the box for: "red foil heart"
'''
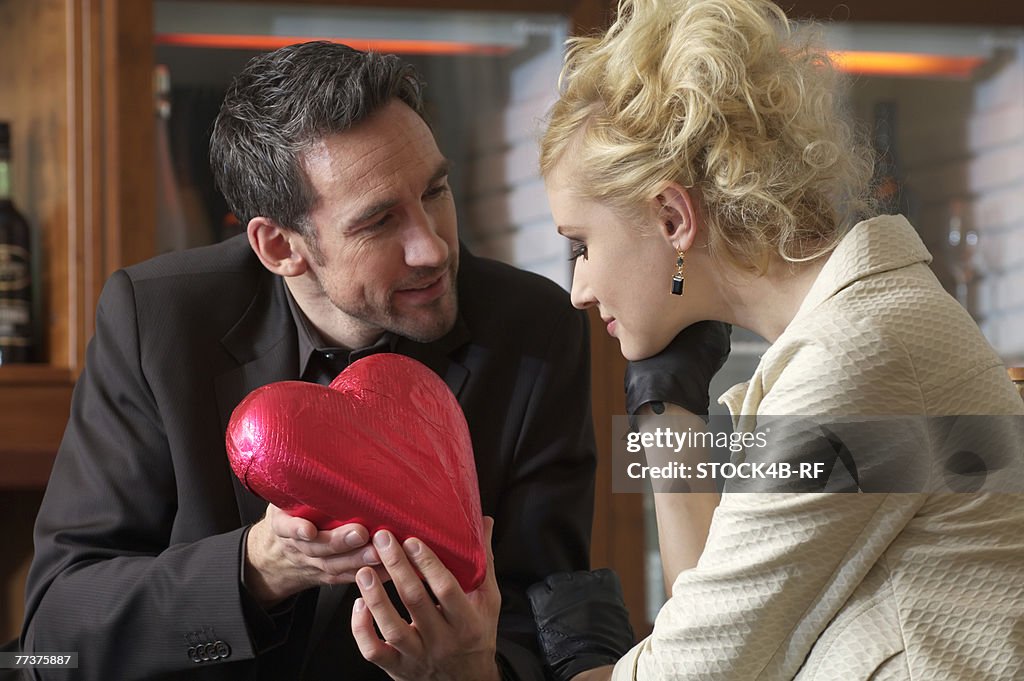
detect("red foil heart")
[225,353,486,591]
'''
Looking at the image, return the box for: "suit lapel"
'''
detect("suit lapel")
[214,274,299,526]
[395,316,471,399]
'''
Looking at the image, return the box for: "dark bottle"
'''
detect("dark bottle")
[0,121,34,365]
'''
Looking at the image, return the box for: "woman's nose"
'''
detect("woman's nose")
[569,261,596,310]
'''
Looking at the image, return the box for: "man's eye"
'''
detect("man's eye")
[425,183,450,199]
[568,240,588,262]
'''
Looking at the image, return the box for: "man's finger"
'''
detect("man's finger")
[355,566,420,656]
[267,504,319,542]
[373,530,445,631]
[480,516,497,590]
[291,523,372,558]
[351,597,401,670]
[402,536,470,626]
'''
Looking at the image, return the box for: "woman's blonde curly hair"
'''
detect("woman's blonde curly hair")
[540,0,876,272]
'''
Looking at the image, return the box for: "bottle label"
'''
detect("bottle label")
[0,161,10,199]
[0,298,30,345]
[0,244,30,292]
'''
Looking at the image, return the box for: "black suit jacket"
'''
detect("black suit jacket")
[22,236,596,680]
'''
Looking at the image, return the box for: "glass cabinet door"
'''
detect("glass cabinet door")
[153,1,572,287]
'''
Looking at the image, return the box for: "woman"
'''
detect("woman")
[528,0,1024,679]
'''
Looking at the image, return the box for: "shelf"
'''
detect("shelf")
[0,365,74,489]
[0,364,73,386]
[0,450,59,489]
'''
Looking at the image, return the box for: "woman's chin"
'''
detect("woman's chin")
[618,336,661,362]
[613,335,637,361]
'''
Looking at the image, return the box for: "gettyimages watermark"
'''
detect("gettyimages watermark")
[612,414,1024,494]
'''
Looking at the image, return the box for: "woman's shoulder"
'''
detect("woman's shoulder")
[757,268,1015,415]
[753,318,920,415]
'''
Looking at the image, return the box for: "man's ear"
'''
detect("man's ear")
[651,183,699,253]
[247,217,309,277]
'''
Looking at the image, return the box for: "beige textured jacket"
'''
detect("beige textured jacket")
[613,215,1024,680]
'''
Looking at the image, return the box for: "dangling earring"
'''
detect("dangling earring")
[671,250,685,295]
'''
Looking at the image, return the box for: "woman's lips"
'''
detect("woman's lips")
[604,318,617,336]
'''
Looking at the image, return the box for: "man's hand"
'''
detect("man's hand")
[244,503,385,607]
[352,517,502,681]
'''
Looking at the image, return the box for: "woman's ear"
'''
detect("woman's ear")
[652,183,699,253]
[247,217,310,277]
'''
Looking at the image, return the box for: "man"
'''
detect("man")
[21,42,596,681]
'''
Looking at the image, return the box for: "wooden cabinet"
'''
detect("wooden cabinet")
[0,0,156,641]
[0,0,155,489]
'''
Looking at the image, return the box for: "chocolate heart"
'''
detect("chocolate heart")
[226,353,486,591]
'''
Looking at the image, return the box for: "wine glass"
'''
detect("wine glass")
[945,200,982,318]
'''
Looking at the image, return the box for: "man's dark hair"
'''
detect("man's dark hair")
[209,41,425,240]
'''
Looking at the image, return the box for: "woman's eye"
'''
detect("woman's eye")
[568,240,588,262]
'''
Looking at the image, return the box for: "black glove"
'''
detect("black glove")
[624,320,731,423]
[527,569,635,681]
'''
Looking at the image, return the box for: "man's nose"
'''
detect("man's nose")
[404,213,448,269]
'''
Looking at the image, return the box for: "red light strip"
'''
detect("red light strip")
[830,51,984,78]
[155,36,984,77]
[154,33,515,56]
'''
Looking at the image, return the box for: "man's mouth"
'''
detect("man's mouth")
[395,272,449,303]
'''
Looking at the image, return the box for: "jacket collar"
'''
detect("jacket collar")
[215,268,298,525]
[719,215,932,418]
[792,214,931,325]
[393,315,471,396]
